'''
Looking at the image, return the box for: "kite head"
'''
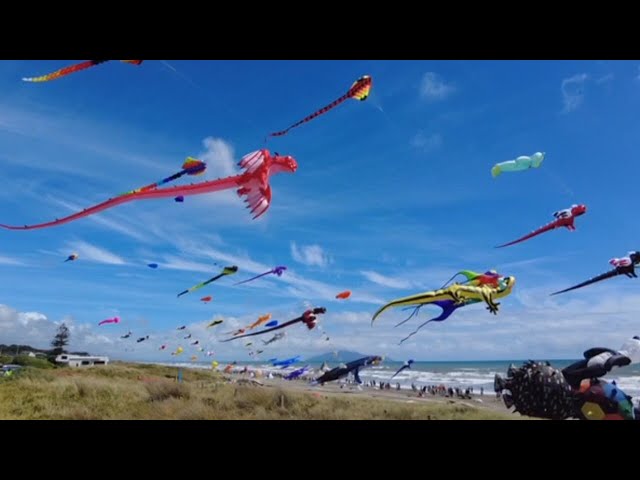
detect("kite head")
[182,157,207,176]
[368,355,383,366]
[270,154,298,175]
[223,266,239,275]
[273,266,287,276]
[570,204,587,217]
[629,252,640,264]
[531,152,545,168]
[498,276,516,295]
[349,75,372,101]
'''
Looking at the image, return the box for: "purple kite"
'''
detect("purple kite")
[234,266,287,286]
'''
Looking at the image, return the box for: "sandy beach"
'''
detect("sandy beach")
[227,369,516,417]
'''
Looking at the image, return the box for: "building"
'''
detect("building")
[55,354,109,367]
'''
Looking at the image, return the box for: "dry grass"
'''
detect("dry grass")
[0,363,516,420]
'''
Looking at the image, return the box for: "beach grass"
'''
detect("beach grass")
[0,362,517,420]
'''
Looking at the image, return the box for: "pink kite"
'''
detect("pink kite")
[98,316,120,326]
[0,150,297,230]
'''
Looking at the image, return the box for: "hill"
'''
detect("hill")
[0,344,89,357]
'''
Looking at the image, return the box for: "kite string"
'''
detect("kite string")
[540,164,575,199]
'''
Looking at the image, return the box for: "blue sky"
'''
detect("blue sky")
[1,60,639,362]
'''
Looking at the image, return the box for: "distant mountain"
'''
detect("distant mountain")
[306,350,395,363]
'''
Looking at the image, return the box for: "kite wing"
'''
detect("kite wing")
[496,220,561,248]
[267,75,372,138]
[397,301,470,344]
[391,365,409,379]
[371,289,461,324]
[439,270,483,288]
[550,269,624,296]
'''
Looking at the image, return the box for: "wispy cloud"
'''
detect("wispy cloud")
[65,240,127,265]
[0,103,174,176]
[420,72,456,101]
[0,254,24,266]
[361,270,411,289]
[160,255,217,274]
[561,73,588,113]
[410,131,443,152]
[290,242,330,267]
[595,73,614,85]
[198,137,236,178]
[47,196,149,242]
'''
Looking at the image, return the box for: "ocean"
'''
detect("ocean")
[153,359,640,397]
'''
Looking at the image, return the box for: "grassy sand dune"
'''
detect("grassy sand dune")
[0,363,518,420]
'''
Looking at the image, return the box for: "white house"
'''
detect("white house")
[55,354,109,367]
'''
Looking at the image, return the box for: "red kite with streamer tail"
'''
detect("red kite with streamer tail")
[267,75,372,138]
[0,150,297,230]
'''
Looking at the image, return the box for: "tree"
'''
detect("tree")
[51,323,70,356]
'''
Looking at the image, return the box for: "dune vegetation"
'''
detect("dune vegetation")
[0,362,516,420]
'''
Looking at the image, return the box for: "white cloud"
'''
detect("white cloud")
[290,242,330,267]
[561,73,588,113]
[65,240,126,266]
[420,72,455,101]
[410,132,443,152]
[0,255,24,266]
[595,73,614,84]
[361,270,411,289]
[198,137,236,178]
[160,255,218,274]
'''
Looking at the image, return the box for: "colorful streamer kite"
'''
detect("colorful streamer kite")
[22,60,143,83]
[267,75,372,138]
